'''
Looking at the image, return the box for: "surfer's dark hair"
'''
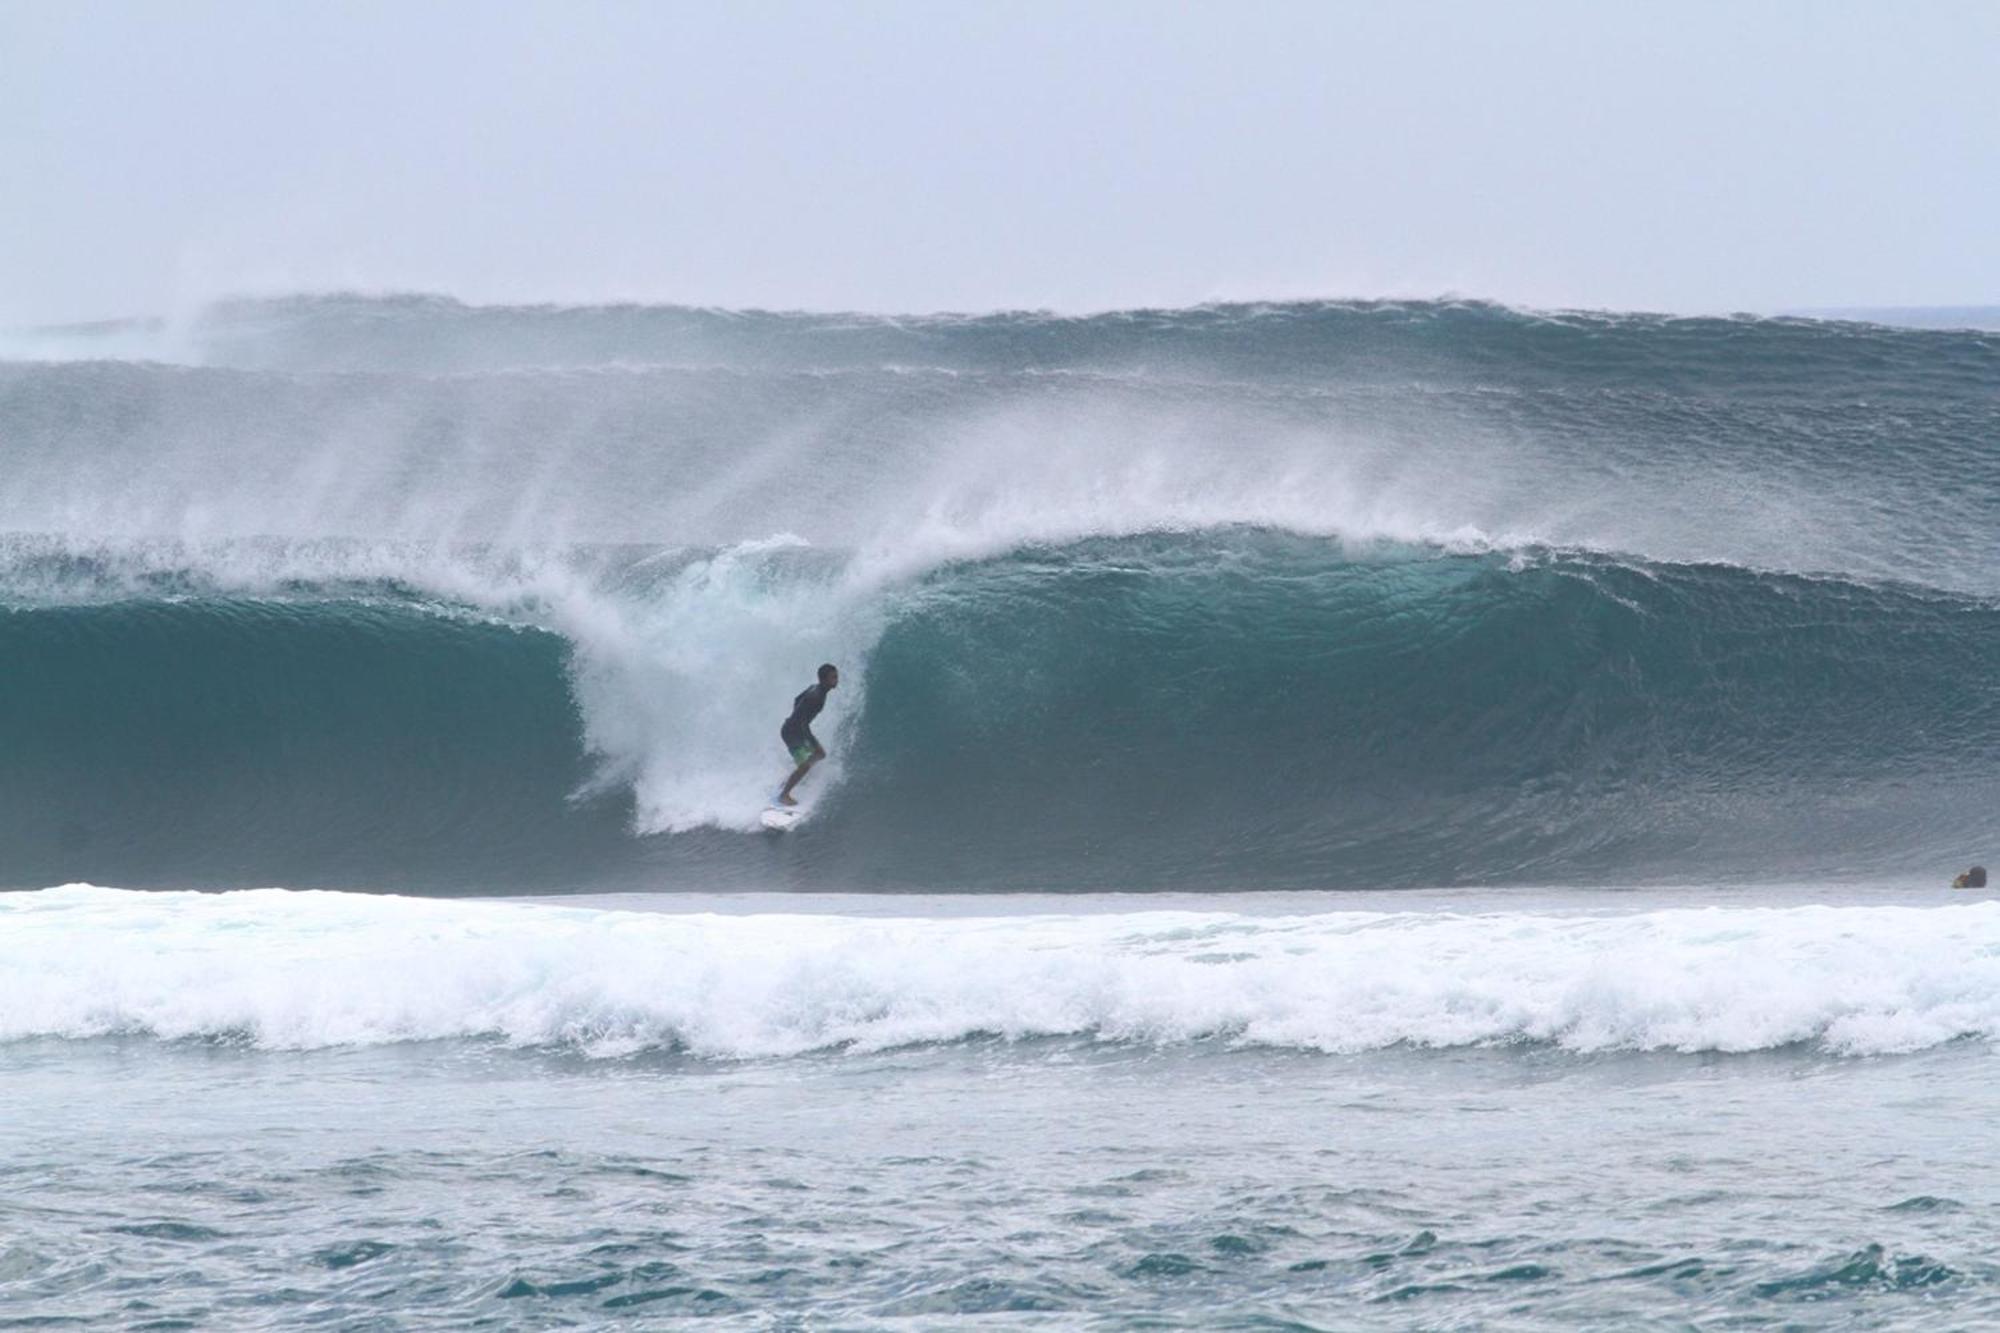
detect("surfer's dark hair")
[818,662,838,683]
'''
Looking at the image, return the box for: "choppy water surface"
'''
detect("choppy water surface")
[5,1030,1995,1328]
[4,886,1997,1328]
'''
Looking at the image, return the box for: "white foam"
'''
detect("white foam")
[7,886,1999,1058]
[548,540,876,832]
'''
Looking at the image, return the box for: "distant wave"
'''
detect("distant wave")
[21,292,2000,384]
[4,296,1995,598]
[7,886,1998,1057]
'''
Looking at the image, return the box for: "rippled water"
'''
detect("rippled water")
[6,900,1996,1329]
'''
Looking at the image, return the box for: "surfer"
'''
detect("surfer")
[1953,865,1987,889]
[777,664,839,806]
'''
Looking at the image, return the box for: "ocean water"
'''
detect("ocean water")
[3,296,1999,1327]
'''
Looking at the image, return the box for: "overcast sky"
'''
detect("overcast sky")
[6,0,1997,323]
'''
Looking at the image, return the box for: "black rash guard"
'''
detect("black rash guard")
[781,683,829,748]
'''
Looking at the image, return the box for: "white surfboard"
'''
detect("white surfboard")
[760,806,801,831]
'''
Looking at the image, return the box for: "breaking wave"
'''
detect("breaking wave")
[2,295,1996,891]
[7,886,1999,1058]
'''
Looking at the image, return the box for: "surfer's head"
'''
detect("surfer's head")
[818,662,839,690]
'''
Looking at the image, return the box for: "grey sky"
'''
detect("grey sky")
[5,0,1997,323]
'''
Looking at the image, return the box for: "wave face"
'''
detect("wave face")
[8,886,2000,1057]
[2,295,1997,891]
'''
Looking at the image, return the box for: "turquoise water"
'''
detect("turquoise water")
[4,539,1994,891]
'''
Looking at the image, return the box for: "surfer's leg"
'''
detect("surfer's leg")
[778,757,816,805]
[778,743,819,805]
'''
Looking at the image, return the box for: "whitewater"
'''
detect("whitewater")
[5,294,2000,1328]
[11,884,2000,1057]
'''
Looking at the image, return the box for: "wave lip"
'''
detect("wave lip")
[6,886,1998,1059]
[5,293,1996,595]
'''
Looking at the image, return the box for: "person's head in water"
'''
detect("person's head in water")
[818,663,839,690]
[1953,864,1987,889]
